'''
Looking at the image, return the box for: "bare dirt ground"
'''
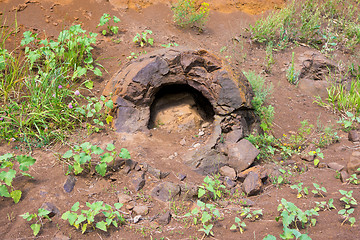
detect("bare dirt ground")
[0,0,360,239]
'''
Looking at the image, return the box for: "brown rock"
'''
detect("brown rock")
[340,170,350,183]
[348,130,360,142]
[227,139,259,172]
[328,162,344,172]
[131,171,146,191]
[237,165,266,182]
[118,193,132,204]
[133,205,149,216]
[242,171,262,196]
[348,151,360,174]
[53,233,70,240]
[40,202,60,218]
[151,182,181,202]
[157,211,172,225]
[219,166,237,180]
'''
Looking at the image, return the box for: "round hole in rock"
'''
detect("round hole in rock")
[148,84,215,132]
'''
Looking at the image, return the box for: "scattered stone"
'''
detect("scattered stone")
[63,175,76,193]
[178,173,187,181]
[125,201,135,210]
[179,183,198,201]
[193,143,201,148]
[152,182,181,202]
[242,171,262,196]
[317,162,328,168]
[118,193,132,204]
[131,171,146,191]
[224,176,236,188]
[40,202,60,218]
[237,165,266,182]
[340,170,350,183]
[348,130,360,142]
[180,138,186,146]
[53,232,70,240]
[239,198,255,207]
[133,215,142,223]
[328,162,344,172]
[133,205,149,216]
[219,166,237,181]
[225,128,243,143]
[157,211,172,225]
[300,144,316,162]
[198,131,205,136]
[348,151,360,175]
[125,159,138,170]
[227,139,259,172]
[201,122,210,128]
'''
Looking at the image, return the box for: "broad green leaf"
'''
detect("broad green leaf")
[17,155,36,171]
[96,221,107,231]
[75,214,86,226]
[84,80,94,89]
[31,223,41,236]
[106,143,115,151]
[0,184,10,197]
[201,211,212,223]
[105,99,113,109]
[230,224,237,230]
[102,30,107,35]
[114,203,123,209]
[113,16,121,23]
[101,153,114,163]
[198,187,206,198]
[93,68,102,76]
[0,153,13,162]
[38,208,51,217]
[71,202,80,211]
[0,169,16,186]
[10,190,22,203]
[73,162,84,175]
[94,102,102,112]
[95,163,107,177]
[119,148,131,159]
[63,150,73,158]
[263,235,277,240]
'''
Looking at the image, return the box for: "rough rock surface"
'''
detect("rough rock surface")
[242,171,262,196]
[348,151,360,175]
[220,166,237,180]
[103,48,255,133]
[227,139,260,172]
[151,182,181,202]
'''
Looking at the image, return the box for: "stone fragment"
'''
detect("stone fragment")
[179,183,198,201]
[348,130,360,142]
[237,165,266,182]
[118,193,132,204]
[225,128,243,143]
[40,202,60,218]
[242,171,262,196]
[63,175,76,193]
[134,215,142,223]
[328,162,344,172]
[157,211,172,225]
[152,182,181,202]
[53,232,70,240]
[180,138,186,146]
[178,174,187,181]
[219,166,237,181]
[133,205,149,216]
[224,176,236,188]
[340,170,350,183]
[227,139,259,172]
[131,171,146,191]
[198,131,205,136]
[347,151,360,175]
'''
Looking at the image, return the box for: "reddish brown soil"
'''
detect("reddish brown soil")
[0,0,360,240]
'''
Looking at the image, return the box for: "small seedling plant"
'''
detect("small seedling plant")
[286,52,300,85]
[240,207,263,221]
[20,208,51,236]
[290,182,309,199]
[308,148,324,167]
[0,153,36,203]
[184,200,221,237]
[337,189,357,226]
[311,183,327,198]
[198,175,226,201]
[133,30,154,47]
[161,42,179,48]
[337,111,360,132]
[314,199,336,212]
[347,171,360,185]
[62,142,130,176]
[230,217,246,234]
[62,201,125,233]
[97,13,121,36]
[172,0,210,31]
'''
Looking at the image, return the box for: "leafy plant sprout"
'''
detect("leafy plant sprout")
[133,30,154,47]
[97,13,121,36]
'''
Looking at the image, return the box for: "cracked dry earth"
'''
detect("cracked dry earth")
[0,0,360,239]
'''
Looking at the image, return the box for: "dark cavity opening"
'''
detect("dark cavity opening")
[148,84,215,130]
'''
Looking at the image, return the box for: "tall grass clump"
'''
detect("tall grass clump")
[244,71,274,131]
[0,22,112,148]
[248,0,360,51]
[172,0,210,31]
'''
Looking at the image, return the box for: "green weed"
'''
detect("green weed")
[172,0,210,31]
[133,30,154,47]
[97,13,121,36]
[0,153,36,203]
[20,208,52,236]
[286,52,300,85]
